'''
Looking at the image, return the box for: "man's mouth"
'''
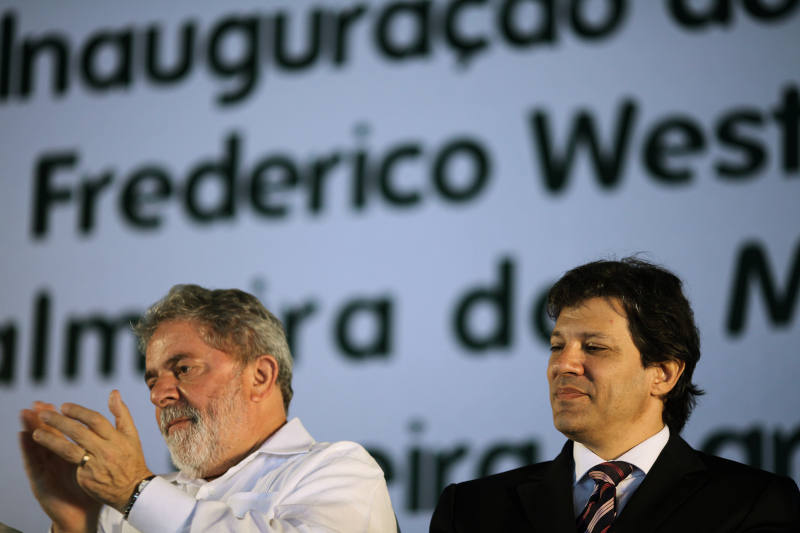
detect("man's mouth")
[167,417,193,432]
[554,387,589,400]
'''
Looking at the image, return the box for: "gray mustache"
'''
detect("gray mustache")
[159,403,200,435]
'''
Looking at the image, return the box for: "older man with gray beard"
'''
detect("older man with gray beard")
[20,285,397,533]
[157,370,244,480]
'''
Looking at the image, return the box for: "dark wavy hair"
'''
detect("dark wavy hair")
[547,257,703,433]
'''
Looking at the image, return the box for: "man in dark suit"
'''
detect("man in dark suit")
[430,258,800,533]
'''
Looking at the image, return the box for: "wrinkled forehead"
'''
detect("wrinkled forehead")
[146,319,242,371]
[146,320,211,359]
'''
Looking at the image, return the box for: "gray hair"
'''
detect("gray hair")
[133,284,293,411]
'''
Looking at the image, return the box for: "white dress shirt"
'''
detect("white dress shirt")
[572,425,670,517]
[97,418,397,533]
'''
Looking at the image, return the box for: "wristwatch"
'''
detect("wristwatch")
[123,475,156,520]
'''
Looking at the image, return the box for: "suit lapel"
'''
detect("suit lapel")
[613,434,708,533]
[515,441,576,532]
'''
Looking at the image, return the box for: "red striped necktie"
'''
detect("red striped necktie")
[576,461,634,533]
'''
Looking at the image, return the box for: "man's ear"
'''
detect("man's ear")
[249,354,279,402]
[650,358,685,398]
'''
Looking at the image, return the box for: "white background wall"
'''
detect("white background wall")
[1,1,798,531]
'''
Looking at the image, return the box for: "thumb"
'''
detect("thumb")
[109,389,139,438]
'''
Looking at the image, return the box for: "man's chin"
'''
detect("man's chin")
[167,444,207,477]
[552,414,590,439]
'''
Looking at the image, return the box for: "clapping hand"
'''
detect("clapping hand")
[20,390,154,530]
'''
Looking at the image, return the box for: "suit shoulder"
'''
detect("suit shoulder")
[684,447,800,527]
[695,449,797,486]
[690,447,800,507]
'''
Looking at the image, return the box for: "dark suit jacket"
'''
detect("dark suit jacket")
[430,433,800,532]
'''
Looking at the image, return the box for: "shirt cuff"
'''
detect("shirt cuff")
[126,476,195,533]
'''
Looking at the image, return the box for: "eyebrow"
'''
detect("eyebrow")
[143,354,186,383]
[550,330,614,341]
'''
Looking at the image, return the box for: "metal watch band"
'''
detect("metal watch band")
[123,475,156,521]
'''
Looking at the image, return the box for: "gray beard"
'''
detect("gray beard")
[159,382,242,479]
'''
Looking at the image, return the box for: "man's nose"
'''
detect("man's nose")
[150,374,180,407]
[549,342,585,376]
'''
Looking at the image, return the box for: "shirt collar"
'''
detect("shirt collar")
[256,417,316,455]
[171,417,315,486]
[572,424,670,485]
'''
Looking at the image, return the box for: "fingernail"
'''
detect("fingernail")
[32,429,42,441]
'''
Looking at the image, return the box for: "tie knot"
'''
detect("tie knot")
[587,461,633,487]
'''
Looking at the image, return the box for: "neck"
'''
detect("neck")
[583,423,666,460]
[202,416,287,480]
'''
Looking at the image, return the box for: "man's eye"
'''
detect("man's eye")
[584,344,604,352]
[176,365,192,375]
[550,344,563,352]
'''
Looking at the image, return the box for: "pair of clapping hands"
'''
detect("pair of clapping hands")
[19,390,153,532]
